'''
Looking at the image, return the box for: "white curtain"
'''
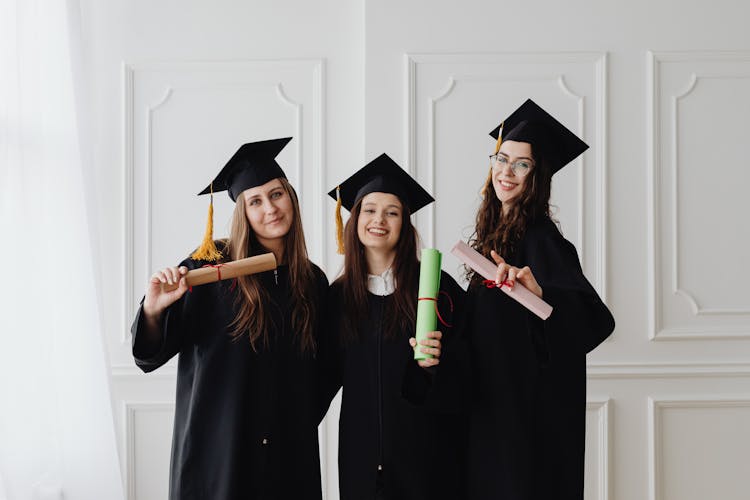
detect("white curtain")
[0,1,124,499]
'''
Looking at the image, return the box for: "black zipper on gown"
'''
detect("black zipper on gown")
[376,296,384,474]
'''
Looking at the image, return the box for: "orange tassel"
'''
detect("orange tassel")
[494,122,504,154]
[191,186,223,262]
[335,186,345,255]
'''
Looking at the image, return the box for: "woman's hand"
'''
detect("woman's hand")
[143,266,189,321]
[409,330,442,368]
[491,250,543,299]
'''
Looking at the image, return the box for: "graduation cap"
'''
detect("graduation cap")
[192,137,292,261]
[489,99,588,175]
[327,153,434,254]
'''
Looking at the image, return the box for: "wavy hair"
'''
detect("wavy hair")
[467,144,553,287]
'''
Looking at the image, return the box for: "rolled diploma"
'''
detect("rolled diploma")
[451,240,552,320]
[160,252,277,292]
[414,248,442,360]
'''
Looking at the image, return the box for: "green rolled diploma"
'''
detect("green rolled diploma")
[414,248,442,360]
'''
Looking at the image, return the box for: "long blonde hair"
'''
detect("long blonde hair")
[223,178,317,353]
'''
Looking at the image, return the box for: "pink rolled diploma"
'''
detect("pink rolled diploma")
[451,240,552,320]
[160,252,277,292]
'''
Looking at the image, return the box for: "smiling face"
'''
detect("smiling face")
[242,178,294,250]
[492,140,534,212]
[356,191,403,256]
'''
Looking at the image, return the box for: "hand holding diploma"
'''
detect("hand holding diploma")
[452,240,552,320]
[144,265,190,321]
[409,331,442,368]
[490,250,543,299]
[143,253,277,322]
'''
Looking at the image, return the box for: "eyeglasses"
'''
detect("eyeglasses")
[489,154,533,177]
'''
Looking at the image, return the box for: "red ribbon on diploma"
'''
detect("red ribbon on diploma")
[482,279,513,289]
[417,290,454,328]
[189,263,226,292]
[202,263,225,280]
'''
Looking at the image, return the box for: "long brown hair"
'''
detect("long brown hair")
[468,145,553,286]
[223,177,317,353]
[334,197,420,342]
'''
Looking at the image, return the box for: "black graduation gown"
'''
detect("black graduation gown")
[465,217,615,500]
[321,270,468,500]
[131,258,328,500]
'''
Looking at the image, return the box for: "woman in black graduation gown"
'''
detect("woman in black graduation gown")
[320,154,467,500]
[131,138,328,500]
[464,100,615,500]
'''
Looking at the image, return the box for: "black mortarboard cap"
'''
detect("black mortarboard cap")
[327,153,434,254]
[191,137,291,262]
[327,153,434,213]
[489,99,588,174]
[199,137,292,202]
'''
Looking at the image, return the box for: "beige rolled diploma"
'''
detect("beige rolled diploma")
[160,253,277,292]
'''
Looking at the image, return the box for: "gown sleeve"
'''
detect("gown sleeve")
[524,221,615,357]
[131,256,201,373]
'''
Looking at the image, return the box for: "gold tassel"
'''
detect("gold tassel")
[335,185,345,255]
[191,185,223,262]
[494,122,504,154]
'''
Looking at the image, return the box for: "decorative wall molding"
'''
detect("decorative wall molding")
[310,60,326,265]
[274,82,304,199]
[586,398,612,500]
[671,73,750,316]
[123,401,175,500]
[646,49,663,342]
[123,62,135,344]
[587,362,750,379]
[647,396,750,500]
[144,86,176,292]
[404,52,608,300]
[647,50,750,341]
[650,326,750,341]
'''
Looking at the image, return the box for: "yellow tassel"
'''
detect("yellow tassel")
[335,185,345,255]
[191,188,223,262]
[494,122,504,154]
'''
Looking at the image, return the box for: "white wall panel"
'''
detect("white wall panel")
[649,397,750,500]
[124,402,175,500]
[648,51,750,340]
[585,399,612,500]
[405,53,607,296]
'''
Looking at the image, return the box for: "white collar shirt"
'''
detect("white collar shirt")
[367,267,395,296]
